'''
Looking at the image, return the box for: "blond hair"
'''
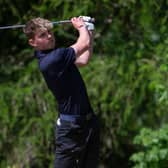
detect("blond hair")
[23,17,53,38]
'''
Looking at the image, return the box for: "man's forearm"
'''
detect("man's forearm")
[76,26,91,53]
[70,17,94,61]
[75,30,94,67]
[70,25,91,57]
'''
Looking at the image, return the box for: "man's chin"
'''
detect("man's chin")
[46,44,55,50]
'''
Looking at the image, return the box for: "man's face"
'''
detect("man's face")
[29,29,55,51]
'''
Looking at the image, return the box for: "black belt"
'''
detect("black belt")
[60,113,93,123]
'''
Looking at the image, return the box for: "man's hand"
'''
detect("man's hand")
[71,17,86,30]
[79,16,93,22]
[79,16,95,31]
[85,22,94,31]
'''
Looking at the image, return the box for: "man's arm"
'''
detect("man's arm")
[74,30,94,67]
[70,17,91,65]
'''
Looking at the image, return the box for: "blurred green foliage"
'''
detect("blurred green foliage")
[130,125,168,168]
[1,0,168,167]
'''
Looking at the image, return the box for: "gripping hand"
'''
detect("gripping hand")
[79,16,95,30]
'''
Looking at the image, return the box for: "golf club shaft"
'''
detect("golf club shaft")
[0,20,71,30]
[0,18,95,30]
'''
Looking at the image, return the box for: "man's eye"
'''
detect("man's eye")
[48,30,53,35]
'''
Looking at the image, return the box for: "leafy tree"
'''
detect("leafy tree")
[1,0,168,167]
[130,125,168,168]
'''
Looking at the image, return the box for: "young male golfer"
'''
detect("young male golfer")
[23,16,100,168]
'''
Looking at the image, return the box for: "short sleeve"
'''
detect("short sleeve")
[59,47,76,66]
[39,47,76,77]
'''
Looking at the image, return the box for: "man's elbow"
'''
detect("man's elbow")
[75,58,90,67]
[80,60,89,66]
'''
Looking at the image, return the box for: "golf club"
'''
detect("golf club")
[0,18,95,30]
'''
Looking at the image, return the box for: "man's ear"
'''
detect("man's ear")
[29,38,36,47]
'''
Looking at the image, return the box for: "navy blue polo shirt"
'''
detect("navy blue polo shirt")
[35,47,93,115]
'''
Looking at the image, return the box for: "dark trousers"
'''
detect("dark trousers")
[54,114,100,168]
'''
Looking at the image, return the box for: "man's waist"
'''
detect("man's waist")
[59,113,94,123]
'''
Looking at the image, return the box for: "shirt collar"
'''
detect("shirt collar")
[34,48,55,59]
